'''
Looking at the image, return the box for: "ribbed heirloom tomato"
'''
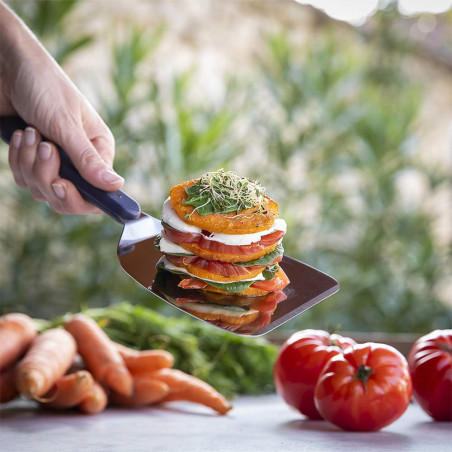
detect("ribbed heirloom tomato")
[314,343,412,431]
[273,330,356,419]
[408,329,452,421]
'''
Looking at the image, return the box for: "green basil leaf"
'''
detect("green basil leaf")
[161,221,177,230]
[204,279,255,293]
[183,302,251,312]
[157,260,256,293]
[262,264,279,281]
[234,243,284,267]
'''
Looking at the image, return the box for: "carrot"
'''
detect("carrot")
[110,376,169,407]
[16,328,76,398]
[115,343,174,374]
[41,370,93,409]
[114,342,141,358]
[65,315,133,396]
[79,381,108,415]
[0,365,19,403]
[0,313,37,372]
[150,368,232,415]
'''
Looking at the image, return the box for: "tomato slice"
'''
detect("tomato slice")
[165,254,282,278]
[178,279,207,289]
[163,226,284,256]
[251,291,287,313]
[177,266,289,293]
[251,267,290,292]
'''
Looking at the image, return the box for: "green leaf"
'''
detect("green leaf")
[183,302,251,313]
[235,243,284,267]
[157,261,255,293]
[262,264,279,281]
[204,279,255,293]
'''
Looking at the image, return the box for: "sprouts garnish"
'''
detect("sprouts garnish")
[183,169,267,218]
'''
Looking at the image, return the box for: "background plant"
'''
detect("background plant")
[1,1,450,334]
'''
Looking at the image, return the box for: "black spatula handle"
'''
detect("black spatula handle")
[0,116,141,224]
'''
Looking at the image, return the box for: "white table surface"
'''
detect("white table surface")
[1,395,451,452]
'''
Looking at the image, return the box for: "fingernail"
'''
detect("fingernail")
[12,131,22,149]
[24,127,36,146]
[52,183,66,199]
[102,169,124,185]
[38,142,52,160]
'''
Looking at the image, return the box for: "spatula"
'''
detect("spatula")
[0,116,339,336]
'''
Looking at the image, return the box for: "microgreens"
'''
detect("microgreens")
[183,169,267,218]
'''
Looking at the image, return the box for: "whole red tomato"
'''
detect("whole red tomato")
[274,329,355,419]
[314,342,412,431]
[408,329,452,421]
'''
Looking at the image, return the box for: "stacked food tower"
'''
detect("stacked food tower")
[154,170,289,332]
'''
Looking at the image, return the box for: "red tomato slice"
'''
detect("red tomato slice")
[163,226,284,256]
[176,267,289,293]
[251,267,290,292]
[178,279,207,289]
[251,291,287,313]
[165,254,282,278]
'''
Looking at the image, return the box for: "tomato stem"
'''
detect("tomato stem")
[437,343,452,354]
[355,364,374,388]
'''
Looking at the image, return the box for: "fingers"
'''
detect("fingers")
[32,142,101,215]
[8,128,102,214]
[48,177,102,215]
[8,130,25,187]
[9,127,46,201]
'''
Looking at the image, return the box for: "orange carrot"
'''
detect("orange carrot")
[0,313,37,372]
[79,381,108,415]
[114,342,141,358]
[0,365,19,403]
[124,351,174,375]
[16,328,76,398]
[110,376,169,407]
[150,368,232,415]
[115,343,174,375]
[41,371,93,409]
[65,315,133,396]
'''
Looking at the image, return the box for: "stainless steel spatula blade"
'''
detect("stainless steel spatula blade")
[117,214,339,337]
[1,116,340,337]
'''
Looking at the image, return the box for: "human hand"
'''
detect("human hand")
[1,3,123,215]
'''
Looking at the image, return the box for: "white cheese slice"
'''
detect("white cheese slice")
[159,256,265,284]
[161,197,287,246]
[158,231,195,255]
[181,302,258,317]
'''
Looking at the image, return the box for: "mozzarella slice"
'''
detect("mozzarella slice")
[182,302,258,317]
[158,231,195,255]
[159,256,266,284]
[161,197,287,246]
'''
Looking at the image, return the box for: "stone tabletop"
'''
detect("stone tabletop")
[1,395,451,452]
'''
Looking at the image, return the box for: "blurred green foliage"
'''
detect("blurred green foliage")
[45,302,278,397]
[7,0,95,64]
[1,1,450,334]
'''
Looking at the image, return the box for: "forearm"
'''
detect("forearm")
[0,2,56,115]
[0,3,27,112]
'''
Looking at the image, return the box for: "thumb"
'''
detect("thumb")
[62,133,124,191]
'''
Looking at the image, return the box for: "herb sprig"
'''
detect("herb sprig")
[183,169,267,218]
